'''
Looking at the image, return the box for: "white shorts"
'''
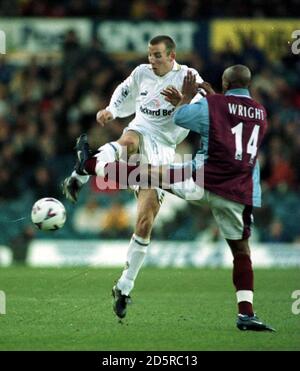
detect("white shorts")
[123,127,175,205]
[171,178,253,240]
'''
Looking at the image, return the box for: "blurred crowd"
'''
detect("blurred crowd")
[0,0,299,18]
[0,27,300,252]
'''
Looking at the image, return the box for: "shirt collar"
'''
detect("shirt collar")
[153,61,181,78]
[172,61,181,71]
[225,88,251,97]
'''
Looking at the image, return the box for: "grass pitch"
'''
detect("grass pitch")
[0,267,299,350]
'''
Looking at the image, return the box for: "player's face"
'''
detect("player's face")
[148,43,175,76]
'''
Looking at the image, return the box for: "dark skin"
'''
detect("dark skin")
[161,65,253,258]
[222,64,251,92]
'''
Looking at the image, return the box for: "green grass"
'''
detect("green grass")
[0,267,299,350]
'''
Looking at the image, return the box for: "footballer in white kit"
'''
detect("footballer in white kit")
[62,35,203,320]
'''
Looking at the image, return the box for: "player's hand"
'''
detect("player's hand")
[161,86,183,106]
[197,82,216,96]
[96,109,114,127]
[181,70,198,100]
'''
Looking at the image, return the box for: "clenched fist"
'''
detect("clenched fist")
[96,109,114,127]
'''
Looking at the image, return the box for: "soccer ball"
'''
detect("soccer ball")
[31,198,66,231]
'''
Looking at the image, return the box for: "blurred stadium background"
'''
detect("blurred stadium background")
[0,1,299,267]
[0,0,300,352]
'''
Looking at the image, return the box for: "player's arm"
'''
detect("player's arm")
[161,70,210,106]
[175,72,210,133]
[178,71,215,105]
[173,99,209,134]
[96,67,140,126]
[163,72,214,134]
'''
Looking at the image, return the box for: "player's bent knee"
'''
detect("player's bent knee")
[118,133,139,156]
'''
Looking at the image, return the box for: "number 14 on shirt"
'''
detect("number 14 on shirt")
[231,122,260,164]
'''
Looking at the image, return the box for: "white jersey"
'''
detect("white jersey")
[107,62,203,147]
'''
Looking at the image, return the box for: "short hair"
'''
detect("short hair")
[223,65,252,89]
[149,35,176,55]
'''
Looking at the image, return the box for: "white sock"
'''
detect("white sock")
[117,234,150,296]
[71,170,90,184]
[236,290,253,304]
[95,142,123,177]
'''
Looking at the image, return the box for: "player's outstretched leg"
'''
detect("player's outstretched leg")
[62,134,91,203]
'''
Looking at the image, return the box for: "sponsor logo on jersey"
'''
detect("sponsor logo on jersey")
[139,105,175,117]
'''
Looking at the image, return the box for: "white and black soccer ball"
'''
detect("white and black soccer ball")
[31,198,66,231]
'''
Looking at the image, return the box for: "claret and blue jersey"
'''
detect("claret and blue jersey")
[173,89,268,207]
